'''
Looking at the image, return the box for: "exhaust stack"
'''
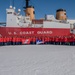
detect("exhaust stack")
[24,0,35,21]
[56,9,67,20]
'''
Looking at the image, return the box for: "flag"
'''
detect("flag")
[36,39,44,45]
[24,39,30,44]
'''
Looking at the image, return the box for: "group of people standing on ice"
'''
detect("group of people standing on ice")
[0,35,75,46]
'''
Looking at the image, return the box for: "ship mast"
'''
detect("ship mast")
[23,0,30,9]
[25,0,30,8]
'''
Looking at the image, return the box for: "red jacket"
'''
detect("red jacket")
[0,37,3,42]
[3,37,7,42]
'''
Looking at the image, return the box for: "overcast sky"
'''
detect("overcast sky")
[0,0,75,22]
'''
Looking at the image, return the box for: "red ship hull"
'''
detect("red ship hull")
[0,27,70,37]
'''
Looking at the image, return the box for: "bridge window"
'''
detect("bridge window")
[7,12,12,14]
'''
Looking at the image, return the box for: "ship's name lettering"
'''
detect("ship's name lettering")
[8,31,53,35]
[20,31,34,34]
[37,31,53,34]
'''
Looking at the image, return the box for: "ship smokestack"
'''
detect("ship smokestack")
[56,9,67,20]
[24,0,35,21]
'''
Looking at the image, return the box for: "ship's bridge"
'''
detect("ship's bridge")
[6,6,31,27]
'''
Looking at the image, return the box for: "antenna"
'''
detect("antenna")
[26,0,30,8]
[23,0,30,9]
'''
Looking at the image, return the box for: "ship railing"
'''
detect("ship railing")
[45,19,69,24]
[0,25,6,27]
[32,24,43,28]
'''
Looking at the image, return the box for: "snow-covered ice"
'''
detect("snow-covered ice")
[0,45,75,75]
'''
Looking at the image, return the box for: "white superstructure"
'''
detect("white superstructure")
[67,19,75,24]
[43,21,70,28]
[6,5,75,32]
[6,6,31,27]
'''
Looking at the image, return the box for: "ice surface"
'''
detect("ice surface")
[0,45,75,75]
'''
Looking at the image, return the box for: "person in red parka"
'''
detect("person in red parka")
[44,37,48,44]
[32,37,36,44]
[0,37,3,46]
[3,37,7,45]
[55,36,59,45]
[7,37,10,45]
[16,37,21,45]
[61,36,64,45]
[64,36,68,45]
[12,37,16,45]
[22,37,26,45]
[9,37,12,45]
[0,37,1,45]
[42,37,45,44]
[73,36,75,45]
[68,36,73,45]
